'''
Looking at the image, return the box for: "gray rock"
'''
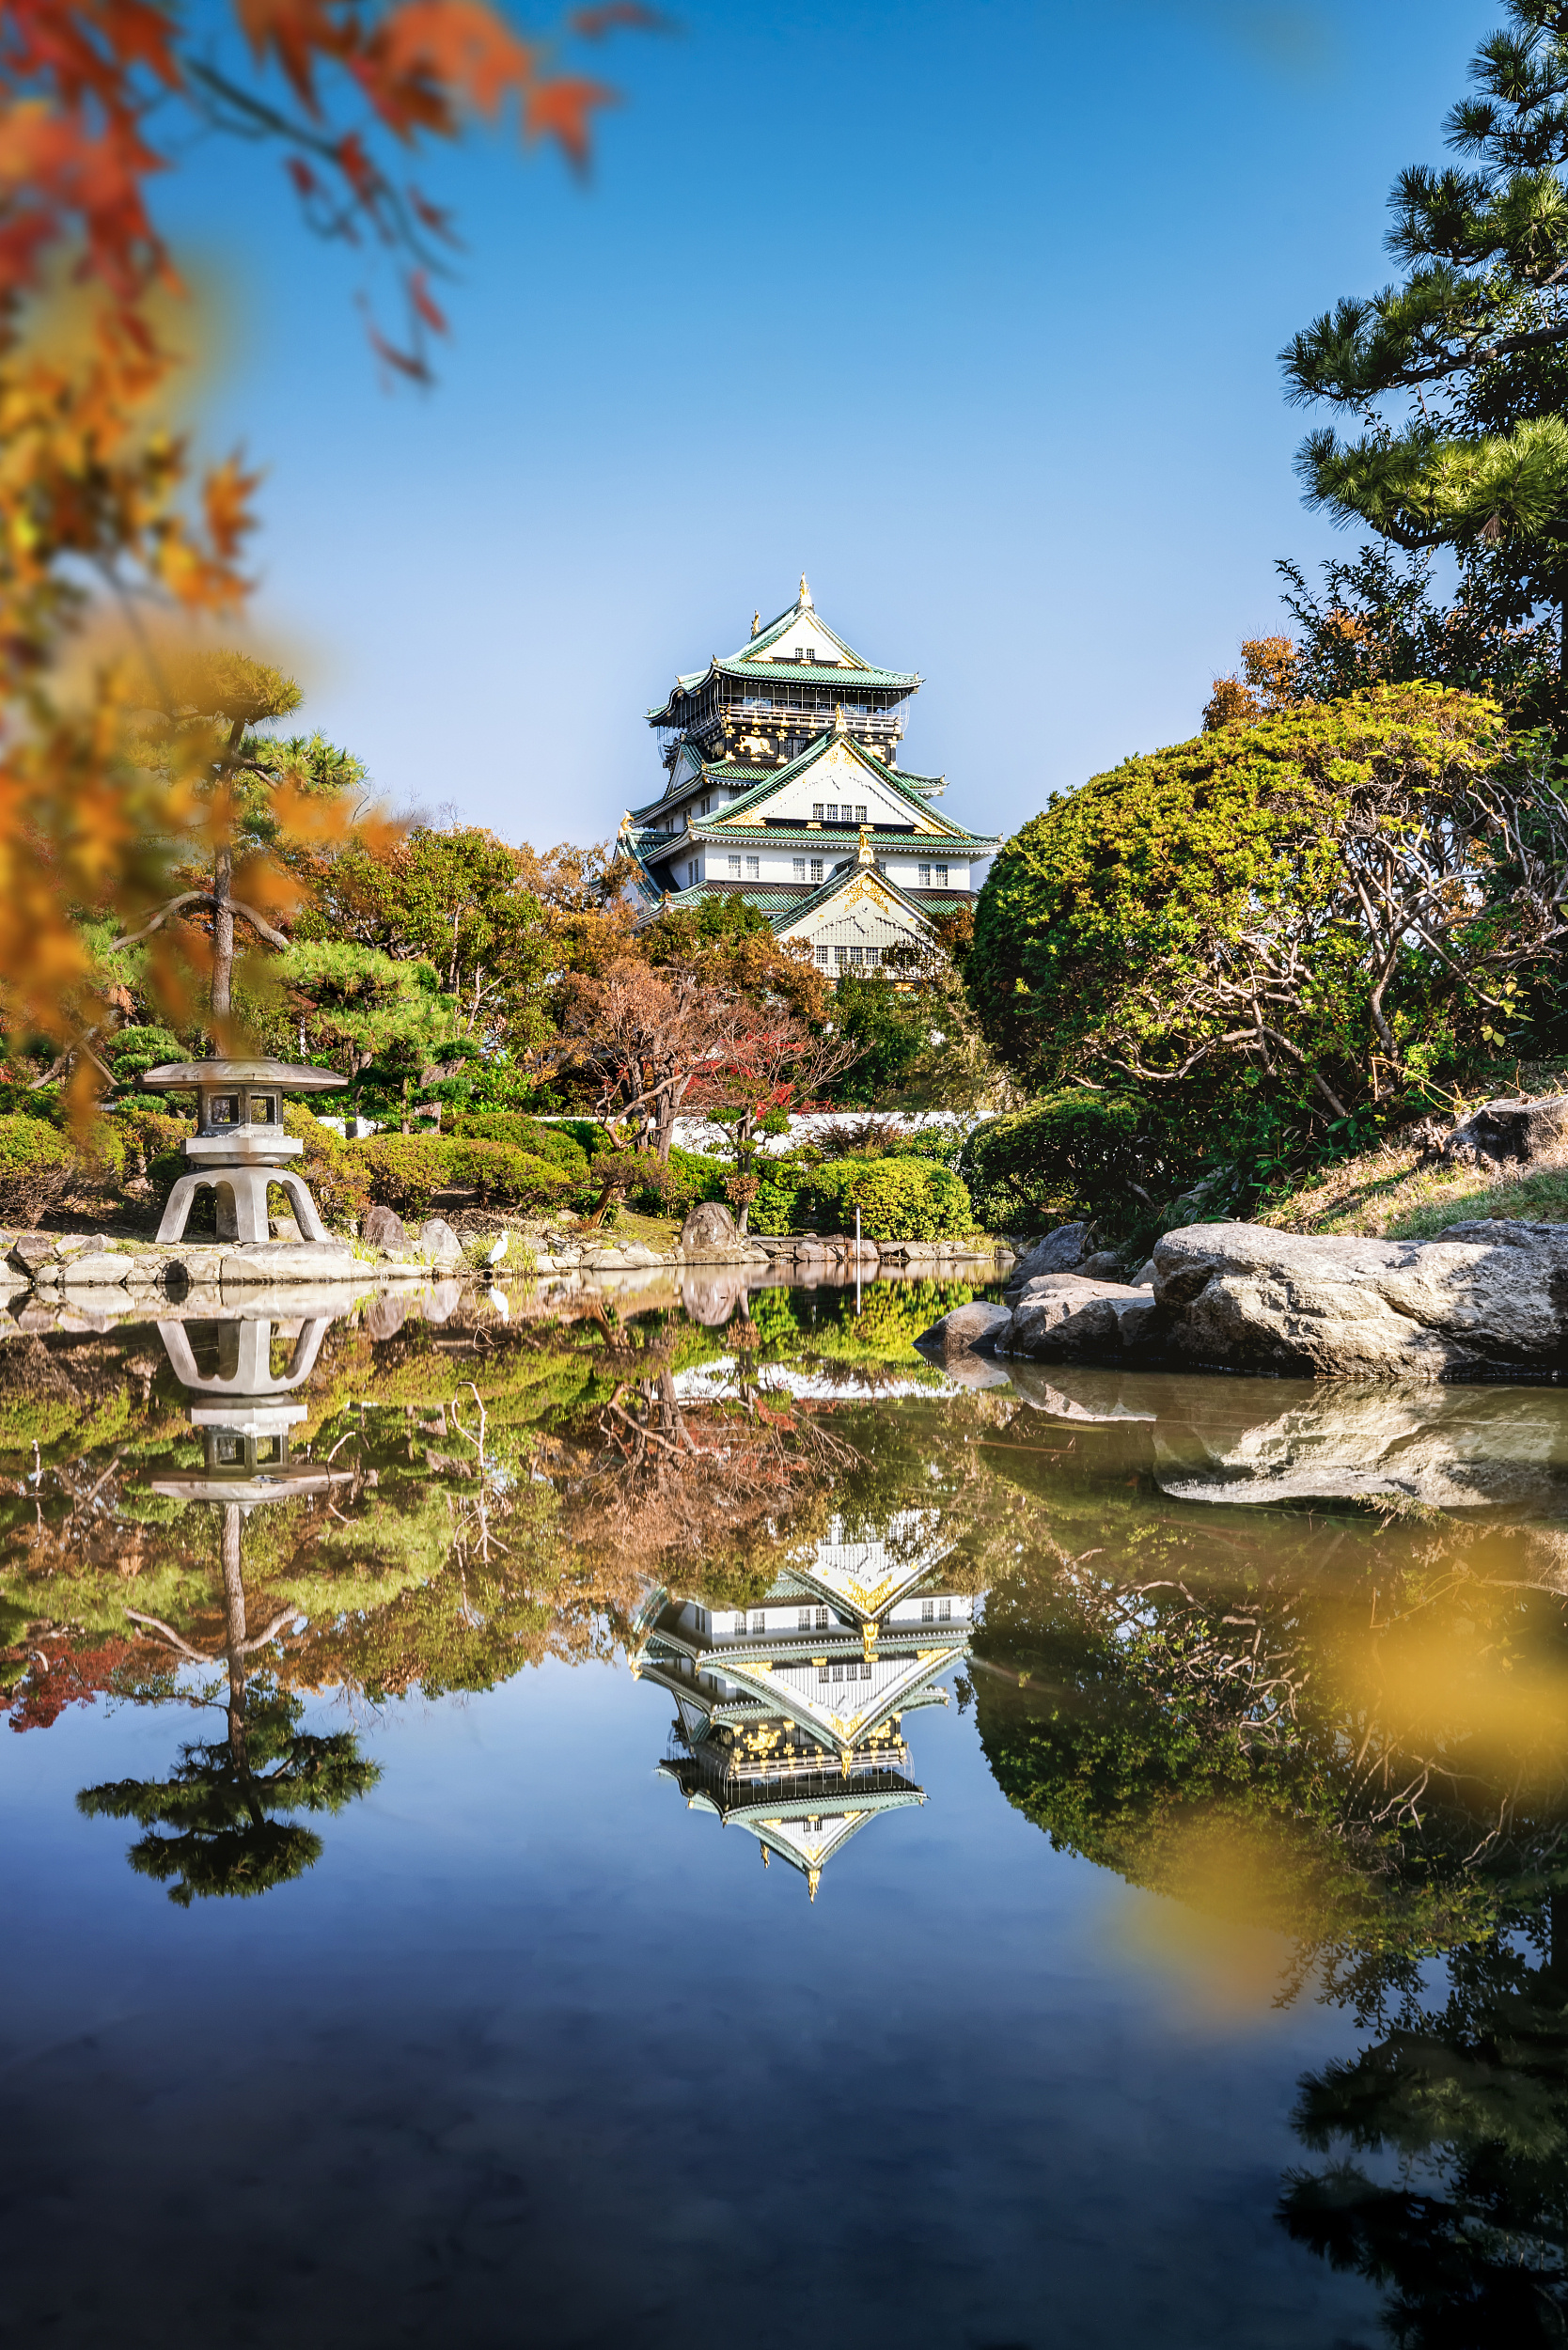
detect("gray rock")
[1443,1093,1568,1168]
[58,1252,131,1287]
[1003,1273,1164,1362]
[269,1214,303,1243]
[680,1200,739,1256]
[420,1279,463,1324]
[1131,1260,1157,1289]
[1003,1223,1090,1296]
[1078,1249,1126,1281]
[8,1232,52,1276]
[418,1216,463,1265]
[915,1299,1012,1362]
[1150,1217,1568,1379]
[363,1203,409,1252]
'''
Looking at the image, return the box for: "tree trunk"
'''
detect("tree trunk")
[220,1502,253,1797]
[211,844,235,1021]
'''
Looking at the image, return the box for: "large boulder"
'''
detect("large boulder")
[363,1203,409,1252]
[1442,1093,1568,1168]
[1151,1218,1568,1379]
[1000,1272,1163,1363]
[915,1299,1012,1362]
[679,1200,742,1260]
[1002,1223,1090,1297]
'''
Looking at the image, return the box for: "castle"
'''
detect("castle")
[619,579,999,975]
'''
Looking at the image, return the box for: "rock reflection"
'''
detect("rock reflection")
[634,1512,975,1898]
[75,1316,379,1904]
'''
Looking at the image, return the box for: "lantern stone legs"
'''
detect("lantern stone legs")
[156,1163,330,1246]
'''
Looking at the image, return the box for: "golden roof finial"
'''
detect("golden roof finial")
[857,824,874,867]
[799,573,813,609]
[807,1866,821,1904]
[752,610,760,637]
[833,701,848,734]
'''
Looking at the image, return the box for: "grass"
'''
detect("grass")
[1260,1134,1568,1240]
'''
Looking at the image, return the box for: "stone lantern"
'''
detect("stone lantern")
[140,1057,348,1246]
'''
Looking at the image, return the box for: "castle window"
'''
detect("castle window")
[934,863,949,886]
[866,946,881,966]
[751,1610,765,1632]
[918,862,932,887]
[816,1606,829,1628]
[818,1666,830,1684]
[849,946,865,965]
[939,1599,952,1621]
[832,1663,844,1683]
[921,1599,934,1622]
[792,857,807,881]
[798,1607,812,1630]
[687,860,698,886]
[825,803,839,822]
[728,854,741,876]
[734,1613,747,1634]
[745,855,760,879]
[814,946,829,968]
[812,802,823,820]
[805,645,816,663]
[855,804,867,823]
[835,947,848,970]
[809,858,823,883]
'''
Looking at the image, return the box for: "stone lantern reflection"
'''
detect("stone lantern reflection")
[152,1316,345,1505]
[141,1056,348,1246]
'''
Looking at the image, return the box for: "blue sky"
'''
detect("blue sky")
[165,0,1489,848]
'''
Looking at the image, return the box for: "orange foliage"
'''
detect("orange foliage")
[1201,633,1301,732]
[0,3,647,1078]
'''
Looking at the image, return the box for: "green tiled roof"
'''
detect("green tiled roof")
[698,734,988,842]
[648,659,918,720]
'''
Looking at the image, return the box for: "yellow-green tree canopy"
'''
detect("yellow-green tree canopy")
[966,685,1560,1125]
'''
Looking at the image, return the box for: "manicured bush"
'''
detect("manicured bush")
[958,1093,1190,1233]
[447,1113,590,1184]
[751,1152,974,1241]
[285,1104,373,1229]
[446,1140,570,1210]
[350,1134,456,1217]
[0,1115,74,1222]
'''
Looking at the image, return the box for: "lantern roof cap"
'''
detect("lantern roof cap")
[139,1058,346,1093]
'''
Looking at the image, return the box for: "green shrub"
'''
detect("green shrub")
[446,1140,570,1210]
[447,1112,590,1183]
[752,1152,974,1241]
[0,1115,73,1222]
[350,1134,455,1217]
[958,1093,1187,1233]
[277,1105,371,1230]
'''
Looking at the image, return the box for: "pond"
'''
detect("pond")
[2,1274,1566,2349]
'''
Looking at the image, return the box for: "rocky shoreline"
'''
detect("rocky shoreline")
[920,1214,1568,1384]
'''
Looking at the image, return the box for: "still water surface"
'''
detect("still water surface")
[3,1277,1566,2348]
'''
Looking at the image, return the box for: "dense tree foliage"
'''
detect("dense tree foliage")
[965,686,1564,1141]
[1285,2,1568,717]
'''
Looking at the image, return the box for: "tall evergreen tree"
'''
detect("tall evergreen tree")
[1285,3,1568,710]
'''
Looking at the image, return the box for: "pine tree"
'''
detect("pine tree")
[1285,3,1568,707]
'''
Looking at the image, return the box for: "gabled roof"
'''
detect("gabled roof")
[769,855,944,940]
[692,728,980,841]
[646,581,920,724]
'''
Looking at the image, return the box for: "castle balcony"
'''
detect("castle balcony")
[657,699,907,765]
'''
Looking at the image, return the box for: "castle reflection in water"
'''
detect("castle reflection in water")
[630,1514,975,1899]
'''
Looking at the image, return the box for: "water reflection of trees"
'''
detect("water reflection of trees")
[78,1502,380,1904]
[1279,1894,1568,2347]
[970,1410,1568,2345]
